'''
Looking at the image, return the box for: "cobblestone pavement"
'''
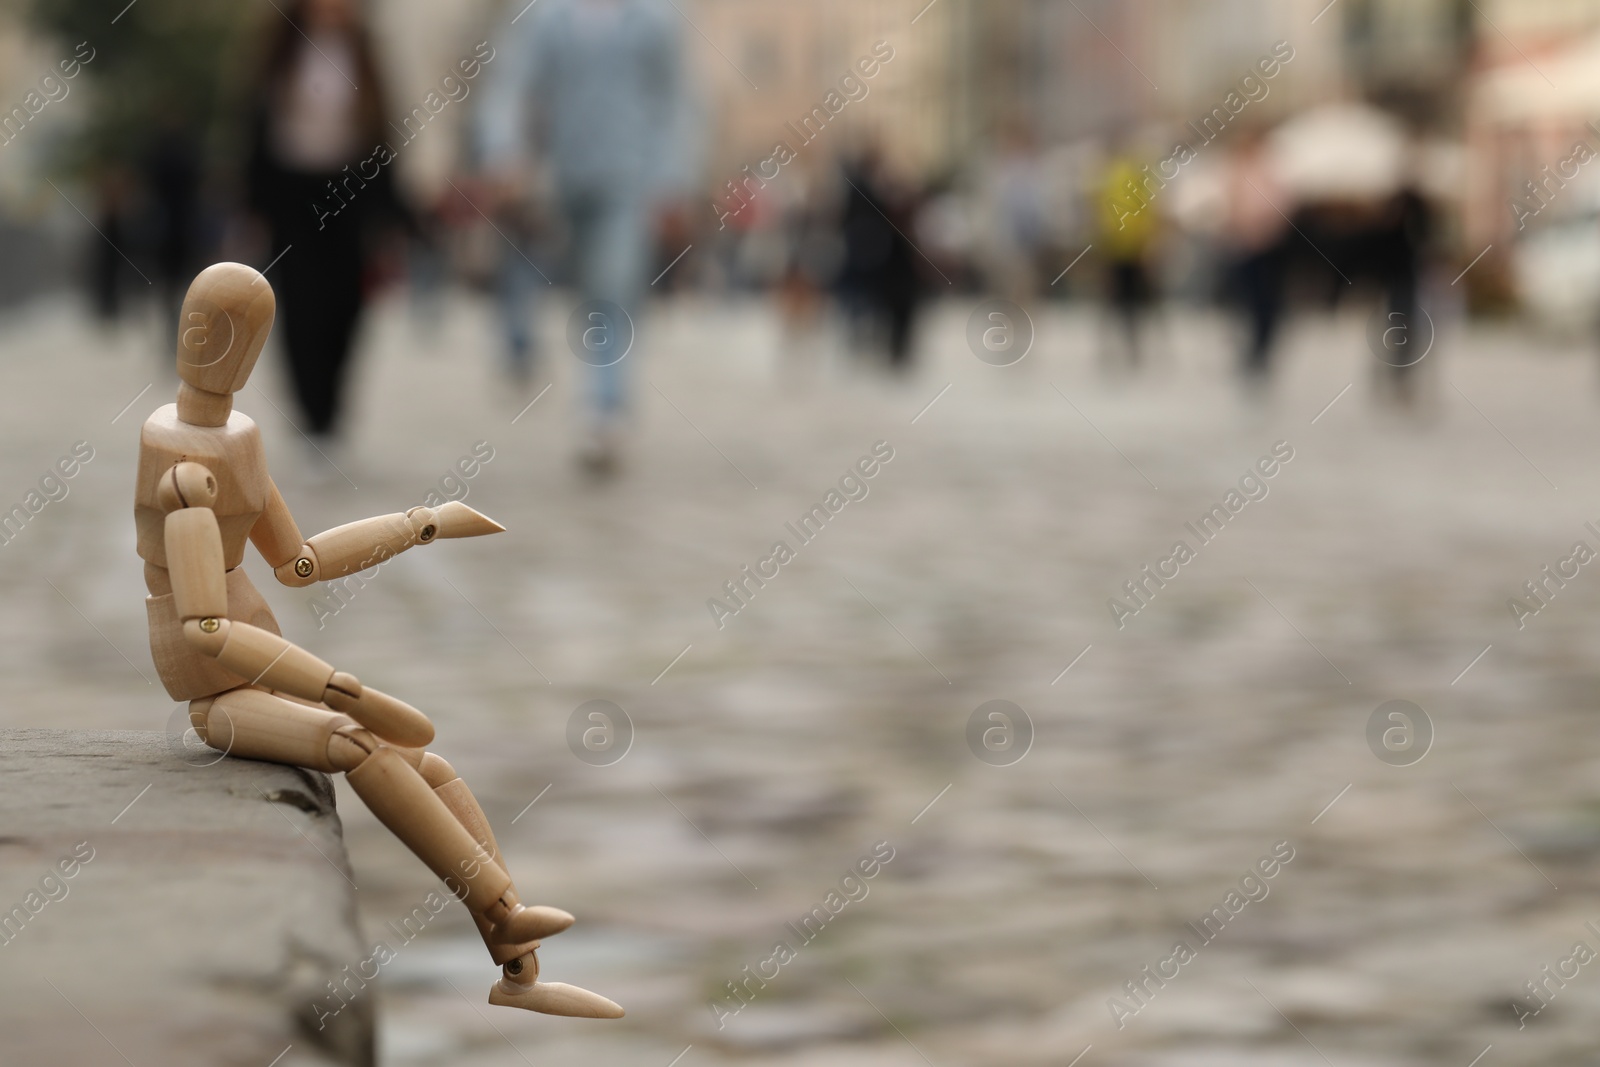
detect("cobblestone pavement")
[7,289,1600,1066]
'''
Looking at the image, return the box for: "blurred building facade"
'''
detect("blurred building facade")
[1462,0,1600,312]
[1479,0,1600,41]
[0,10,100,306]
[5,0,1593,314]
[686,0,1466,190]
[974,0,1347,143]
[1343,0,1474,115]
[693,0,968,184]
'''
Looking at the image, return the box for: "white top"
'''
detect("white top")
[271,34,361,171]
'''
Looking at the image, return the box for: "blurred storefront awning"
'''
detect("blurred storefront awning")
[1475,31,1600,124]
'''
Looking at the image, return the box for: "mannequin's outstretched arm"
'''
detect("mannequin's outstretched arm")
[249,476,504,588]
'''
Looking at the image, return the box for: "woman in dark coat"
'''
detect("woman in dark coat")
[244,0,404,445]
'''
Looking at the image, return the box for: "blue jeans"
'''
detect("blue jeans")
[560,186,649,418]
[497,235,545,377]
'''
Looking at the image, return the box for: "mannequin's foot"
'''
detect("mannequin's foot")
[577,415,624,479]
[490,973,624,1019]
[487,950,623,1018]
[490,903,574,944]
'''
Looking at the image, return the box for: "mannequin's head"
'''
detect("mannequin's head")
[175,262,276,397]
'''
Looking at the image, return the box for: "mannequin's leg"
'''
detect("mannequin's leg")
[417,753,570,964]
[196,689,560,939]
[193,686,620,1017]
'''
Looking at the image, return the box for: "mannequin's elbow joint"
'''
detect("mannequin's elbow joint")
[275,548,320,587]
[181,616,231,656]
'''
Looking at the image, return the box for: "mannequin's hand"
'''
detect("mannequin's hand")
[324,672,435,748]
[406,501,506,542]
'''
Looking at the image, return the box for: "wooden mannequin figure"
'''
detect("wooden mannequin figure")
[136,262,622,1019]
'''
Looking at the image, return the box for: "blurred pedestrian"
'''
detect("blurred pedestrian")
[480,0,694,476]
[773,177,837,382]
[488,179,549,389]
[1222,129,1291,387]
[1374,180,1432,406]
[144,108,205,353]
[243,0,404,460]
[88,168,133,324]
[973,119,1046,303]
[1095,143,1160,371]
[838,145,924,373]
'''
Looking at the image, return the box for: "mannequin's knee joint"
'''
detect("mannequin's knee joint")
[419,752,457,788]
[327,725,381,771]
